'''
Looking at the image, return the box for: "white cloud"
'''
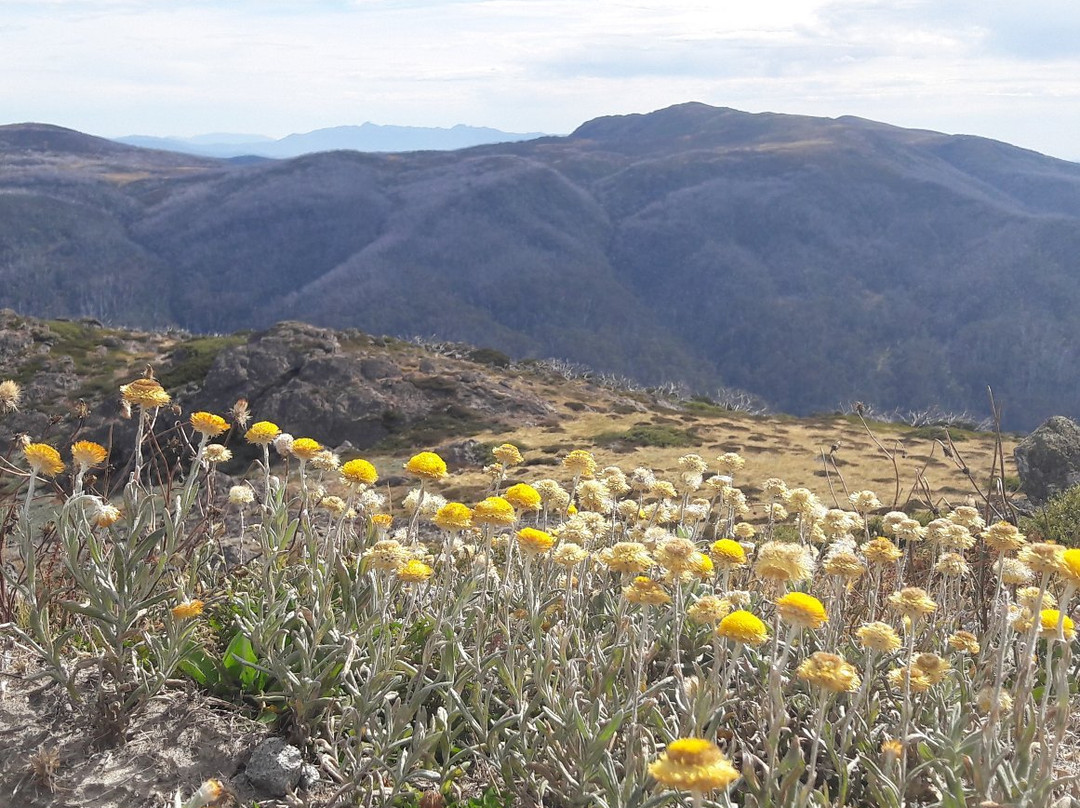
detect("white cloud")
[1,0,1079,159]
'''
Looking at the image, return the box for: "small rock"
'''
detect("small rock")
[1014,416,1080,504]
[246,737,304,797]
[299,762,320,790]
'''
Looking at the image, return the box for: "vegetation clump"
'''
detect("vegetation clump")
[0,371,1071,808]
[593,424,698,448]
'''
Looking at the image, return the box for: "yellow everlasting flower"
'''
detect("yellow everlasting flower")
[473,496,517,526]
[710,538,748,568]
[935,552,970,577]
[1019,542,1067,576]
[397,559,434,583]
[881,738,904,761]
[824,550,866,580]
[190,411,229,437]
[94,503,122,528]
[982,521,1027,554]
[887,587,937,621]
[862,537,903,565]
[341,458,378,486]
[562,449,597,479]
[976,687,1013,715]
[171,599,205,620]
[291,437,322,461]
[433,502,472,531]
[552,543,589,567]
[1018,586,1055,610]
[1039,609,1077,641]
[405,451,448,480]
[24,443,65,477]
[797,651,860,693]
[597,542,654,574]
[887,665,932,693]
[776,591,828,630]
[516,527,555,556]
[120,377,170,407]
[913,653,951,685]
[688,552,713,579]
[319,495,348,517]
[856,621,901,653]
[1061,547,1080,586]
[371,513,394,530]
[655,536,698,573]
[244,421,281,444]
[687,595,731,625]
[365,539,410,573]
[754,541,815,585]
[623,576,671,606]
[71,440,107,470]
[648,738,739,794]
[185,778,225,808]
[947,630,980,655]
[717,610,769,646]
[493,443,524,466]
[504,483,542,512]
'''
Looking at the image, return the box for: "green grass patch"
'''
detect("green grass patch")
[904,425,971,443]
[1021,484,1080,546]
[158,335,246,389]
[373,405,500,451]
[592,424,698,448]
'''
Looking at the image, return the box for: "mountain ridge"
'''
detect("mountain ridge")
[113,121,549,158]
[2,103,1079,431]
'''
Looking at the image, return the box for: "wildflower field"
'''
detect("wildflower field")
[1,369,1078,808]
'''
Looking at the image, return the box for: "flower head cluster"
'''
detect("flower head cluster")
[648,738,739,794]
[71,440,107,470]
[856,621,901,653]
[597,542,654,574]
[405,451,448,481]
[473,496,517,526]
[433,502,473,531]
[172,599,205,620]
[717,610,768,646]
[562,449,597,479]
[516,527,555,556]
[754,541,815,585]
[24,443,65,477]
[120,377,170,407]
[623,576,670,606]
[687,595,731,625]
[504,483,542,512]
[397,559,434,584]
[493,443,523,467]
[365,539,411,573]
[887,587,937,621]
[245,421,281,445]
[797,652,860,693]
[341,458,378,486]
[776,591,828,630]
[710,539,747,568]
[0,379,21,413]
[190,412,229,437]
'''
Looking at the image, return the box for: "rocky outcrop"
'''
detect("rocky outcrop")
[0,315,556,471]
[194,322,554,451]
[1013,416,1080,504]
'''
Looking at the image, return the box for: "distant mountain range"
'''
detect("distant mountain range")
[114,123,548,158]
[3,103,1080,431]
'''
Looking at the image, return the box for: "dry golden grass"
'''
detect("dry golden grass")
[367,366,1017,515]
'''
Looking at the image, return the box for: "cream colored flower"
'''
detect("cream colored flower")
[797,651,860,692]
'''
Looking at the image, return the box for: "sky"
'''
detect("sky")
[3,0,1080,160]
